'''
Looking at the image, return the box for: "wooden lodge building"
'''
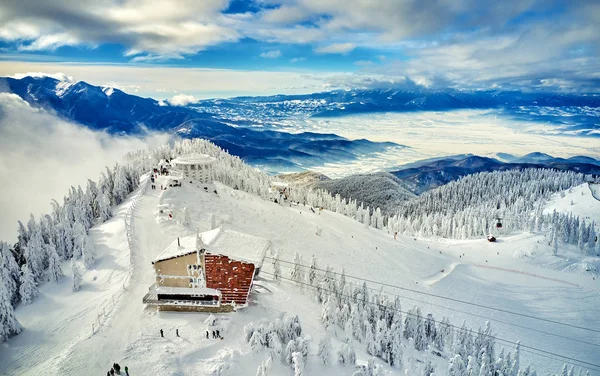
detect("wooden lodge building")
[143,227,271,312]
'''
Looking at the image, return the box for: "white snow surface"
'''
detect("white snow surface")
[1,178,599,376]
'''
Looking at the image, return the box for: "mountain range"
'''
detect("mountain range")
[0,76,398,171]
[193,89,600,137]
[391,152,600,194]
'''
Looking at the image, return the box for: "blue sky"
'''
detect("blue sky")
[0,0,598,99]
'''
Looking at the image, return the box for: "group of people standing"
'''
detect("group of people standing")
[106,363,128,375]
[160,328,222,340]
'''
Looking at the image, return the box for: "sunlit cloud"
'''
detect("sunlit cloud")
[0,93,171,242]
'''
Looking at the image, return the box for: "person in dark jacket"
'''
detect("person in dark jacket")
[124,366,129,375]
[160,329,164,337]
[206,330,209,339]
[216,329,220,338]
[176,329,179,337]
[114,363,121,374]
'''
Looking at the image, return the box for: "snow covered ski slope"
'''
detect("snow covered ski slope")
[1,171,599,375]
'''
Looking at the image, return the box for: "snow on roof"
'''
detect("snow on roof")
[152,236,197,263]
[152,227,270,267]
[172,154,216,165]
[201,227,270,268]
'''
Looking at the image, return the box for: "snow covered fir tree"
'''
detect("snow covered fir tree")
[0,138,597,375]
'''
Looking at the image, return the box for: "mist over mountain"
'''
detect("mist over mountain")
[0,76,399,171]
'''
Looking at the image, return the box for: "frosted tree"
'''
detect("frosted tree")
[19,264,38,305]
[292,351,304,376]
[81,233,96,269]
[1,243,20,306]
[96,192,112,222]
[272,252,281,282]
[448,354,466,376]
[553,229,559,256]
[112,164,130,205]
[290,252,304,288]
[423,359,435,376]
[389,324,403,368]
[586,226,596,255]
[24,225,45,282]
[250,330,264,355]
[308,255,318,286]
[0,246,22,341]
[72,258,82,292]
[285,340,297,365]
[578,220,586,250]
[47,241,64,282]
[317,335,332,366]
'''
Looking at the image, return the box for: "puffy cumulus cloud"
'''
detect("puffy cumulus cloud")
[0,0,238,60]
[374,20,600,92]
[0,93,171,242]
[168,93,199,106]
[259,50,282,58]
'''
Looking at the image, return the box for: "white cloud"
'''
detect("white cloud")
[315,42,355,54]
[10,72,73,82]
[0,0,239,60]
[0,61,342,98]
[290,57,306,63]
[259,50,282,58]
[0,93,171,242]
[168,94,198,106]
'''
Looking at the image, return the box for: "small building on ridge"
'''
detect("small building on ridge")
[143,227,270,312]
[171,154,216,184]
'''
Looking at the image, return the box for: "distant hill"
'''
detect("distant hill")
[391,154,600,194]
[315,172,416,214]
[277,171,331,188]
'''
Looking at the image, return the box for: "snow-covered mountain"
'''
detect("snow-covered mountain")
[0,76,398,171]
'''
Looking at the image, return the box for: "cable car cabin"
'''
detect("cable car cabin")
[487,234,497,242]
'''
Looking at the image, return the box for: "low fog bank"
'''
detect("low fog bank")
[0,93,171,242]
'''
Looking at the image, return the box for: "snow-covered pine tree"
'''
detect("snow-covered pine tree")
[81,233,95,269]
[0,245,22,341]
[292,351,304,376]
[24,221,46,282]
[72,258,82,292]
[308,255,318,286]
[19,264,38,305]
[448,354,466,376]
[285,340,297,365]
[96,191,112,222]
[272,252,281,282]
[1,242,20,306]
[553,228,559,256]
[317,335,332,366]
[47,240,64,282]
[290,252,304,288]
[250,330,264,355]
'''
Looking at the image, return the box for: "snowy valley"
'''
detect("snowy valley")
[1,139,599,376]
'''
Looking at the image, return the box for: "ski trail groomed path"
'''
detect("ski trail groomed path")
[474,264,581,287]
